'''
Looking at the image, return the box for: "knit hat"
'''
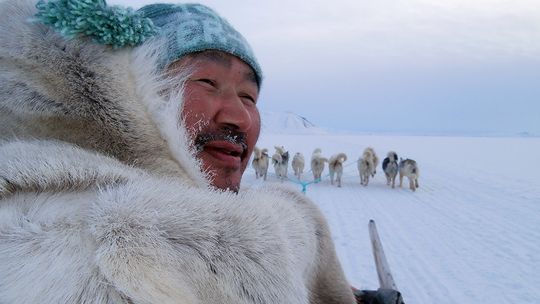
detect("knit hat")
[139,4,262,87]
[34,0,262,86]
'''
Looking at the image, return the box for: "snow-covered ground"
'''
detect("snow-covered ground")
[243,132,540,303]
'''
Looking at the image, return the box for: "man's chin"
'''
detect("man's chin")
[199,153,245,191]
[210,176,241,193]
[203,164,243,192]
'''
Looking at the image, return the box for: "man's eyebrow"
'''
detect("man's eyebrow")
[195,51,259,90]
[244,69,258,89]
[197,51,232,68]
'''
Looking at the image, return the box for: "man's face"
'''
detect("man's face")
[172,52,260,192]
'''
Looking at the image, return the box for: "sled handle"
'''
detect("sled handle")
[369,220,398,290]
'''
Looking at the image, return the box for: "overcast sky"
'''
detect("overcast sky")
[112,0,540,135]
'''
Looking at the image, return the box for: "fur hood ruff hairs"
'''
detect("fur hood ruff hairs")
[0,0,355,303]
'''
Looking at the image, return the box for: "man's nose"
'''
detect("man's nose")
[215,92,253,131]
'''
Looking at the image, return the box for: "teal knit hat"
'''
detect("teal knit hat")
[138,3,263,87]
[34,0,262,86]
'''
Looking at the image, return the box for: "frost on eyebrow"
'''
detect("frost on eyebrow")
[189,51,259,90]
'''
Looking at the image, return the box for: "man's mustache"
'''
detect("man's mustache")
[193,128,248,153]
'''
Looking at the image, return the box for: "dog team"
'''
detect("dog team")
[252,146,420,191]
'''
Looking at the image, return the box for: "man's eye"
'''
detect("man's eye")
[240,94,256,104]
[197,79,216,87]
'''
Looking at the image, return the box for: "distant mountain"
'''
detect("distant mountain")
[260,111,326,134]
[516,131,537,137]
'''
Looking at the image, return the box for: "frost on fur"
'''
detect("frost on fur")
[130,38,209,188]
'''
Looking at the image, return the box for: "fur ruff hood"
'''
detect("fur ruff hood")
[0,0,206,185]
[0,0,354,303]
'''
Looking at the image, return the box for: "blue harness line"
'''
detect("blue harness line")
[269,158,358,194]
[287,177,320,194]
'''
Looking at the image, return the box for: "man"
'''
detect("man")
[175,50,260,192]
[0,0,357,303]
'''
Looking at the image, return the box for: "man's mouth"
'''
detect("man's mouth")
[202,141,246,168]
[193,129,248,166]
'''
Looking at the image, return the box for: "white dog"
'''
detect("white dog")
[310,148,327,182]
[252,147,269,180]
[272,146,289,181]
[328,153,347,187]
[358,148,376,186]
[364,147,379,177]
[291,152,305,180]
[382,151,399,188]
[399,158,420,191]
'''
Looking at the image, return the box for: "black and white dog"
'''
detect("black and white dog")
[382,151,399,188]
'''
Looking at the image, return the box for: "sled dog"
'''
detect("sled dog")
[252,147,269,180]
[272,146,289,181]
[399,158,420,191]
[328,153,347,187]
[311,148,328,182]
[364,147,379,177]
[382,151,399,188]
[291,152,305,180]
[358,149,376,186]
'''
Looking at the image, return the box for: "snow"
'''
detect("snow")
[242,131,540,303]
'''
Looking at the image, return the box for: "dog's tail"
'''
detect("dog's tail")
[358,158,370,171]
[335,153,347,164]
[274,145,286,155]
[364,147,377,156]
[272,153,282,165]
[363,149,373,160]
[295,153,304,163]
[387,151,398,162]
[282,151,289,163]
[329,153,346,169]
[253,147,262,159]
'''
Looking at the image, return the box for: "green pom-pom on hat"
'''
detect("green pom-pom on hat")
[34,0,157,48]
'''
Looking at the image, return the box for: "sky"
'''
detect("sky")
[111,0,540,135]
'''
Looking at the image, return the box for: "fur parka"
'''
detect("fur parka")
[0,1,355,303]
